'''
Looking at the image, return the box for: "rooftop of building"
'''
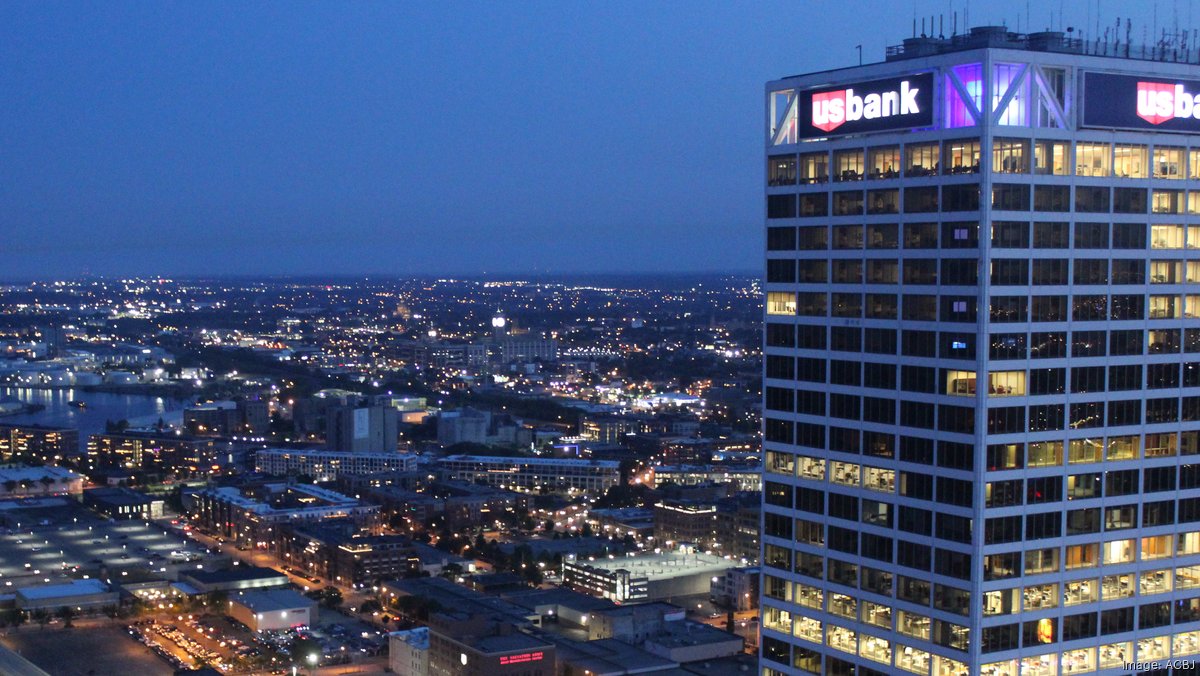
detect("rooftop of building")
[256,447,416,459]
[644,620,745,650]
[440,454,619,468]
[183,565,288,585]
[16,579,109,600]
[884,24,1200,65]
[470,631,551,654]
[83,486,156,506]
[201,483,363,512]
[501,587,617,613]
[566,548,734,579]
[229,588,315,613]
[554,636,679,673]
[389,626,430,650]
[0,465,80,482]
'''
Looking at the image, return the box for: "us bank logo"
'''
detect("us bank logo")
[1136,81,1200,125]
[810,80,923,133]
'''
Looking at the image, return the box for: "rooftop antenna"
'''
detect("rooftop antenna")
[1126,17,1131,57]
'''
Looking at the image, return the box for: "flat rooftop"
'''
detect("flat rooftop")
[230,588,314,613]
[17,579,109,600]
[185,565,287,585]
[568,550,733,580]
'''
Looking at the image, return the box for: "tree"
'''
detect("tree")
[2,480,16,494]
[40,476,55,492]
[2,608,25,632]
[31,609,50,630]
[320,587,343,610]
[289,637,322,670]
[55,606,76,628]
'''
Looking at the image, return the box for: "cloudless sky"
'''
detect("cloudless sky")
[0,0,1171,279]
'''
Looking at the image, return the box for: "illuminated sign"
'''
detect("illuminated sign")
[1083,72,1200,131]
[499,651,545,665]
[799,73,934,138]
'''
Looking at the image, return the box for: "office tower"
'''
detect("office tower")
[763,27,1200,676]
[325,404,398,453]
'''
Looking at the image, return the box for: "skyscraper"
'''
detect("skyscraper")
[763,26,1200,676]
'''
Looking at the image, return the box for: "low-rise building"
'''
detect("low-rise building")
[277,524,420,585]
[0,424,78,465]
[562,546,735,603]
[179,565,290,593]
[254,448,417,481]
[426,613,555,676]
[389,627,430,676]
[709,566,759,612]
[648,464,760,492]
[190,482,380,549]
[437,455,619,495]
[0,465,82,498]
[85,431,220,478]
[82,486,164,519]
[227,588,316,632]
[15,579,118,610]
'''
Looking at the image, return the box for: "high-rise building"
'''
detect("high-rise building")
[326,404,398,453]
[763,27,1200,676]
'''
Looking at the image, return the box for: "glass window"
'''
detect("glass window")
[1076,142,1110,176]
[993,138,1030,173]
[1152,224,1184,248]
[905,142,939,177]
[944,369,976,395]
[768,155,797,186]
[1150,294,1179,319]
[1150,260,1181,283]
[1034,139,1068,175]
[1153,189,1185,213]
[1064,577,1098,604]
[798,151,828,184]
[1102,539,1134,565]
[1099,643,1131,671]
[833,149,864,182]
[1154,145,1185,178]
[867,146,900,179]
[766,292,796,315]
[988,370,1025,396]
[1113,143,1148,178]
[944,138,981,174]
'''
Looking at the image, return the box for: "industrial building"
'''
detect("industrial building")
[227,588,316,632]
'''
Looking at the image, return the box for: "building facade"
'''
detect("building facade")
[254,448,417,481]
[0,423,78,465]
[763,27,1200,676]
[437,455,620,495]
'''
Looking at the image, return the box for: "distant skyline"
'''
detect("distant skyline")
[0,0,1170,278]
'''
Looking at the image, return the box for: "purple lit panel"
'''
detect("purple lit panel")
[944,63,982,128]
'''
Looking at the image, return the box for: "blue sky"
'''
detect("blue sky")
[0,0,1168,278]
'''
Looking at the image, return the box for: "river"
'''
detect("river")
[0,387,187,453]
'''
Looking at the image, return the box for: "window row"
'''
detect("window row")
[767,139,1200,186]
[766,325,1200,357]
[766,291,1198,322]
[767,185,1200,218]
[766,221,1197,251]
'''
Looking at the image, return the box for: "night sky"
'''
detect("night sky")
[0,1,1168,279]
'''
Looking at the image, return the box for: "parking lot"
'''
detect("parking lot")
[0,503,216,589]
